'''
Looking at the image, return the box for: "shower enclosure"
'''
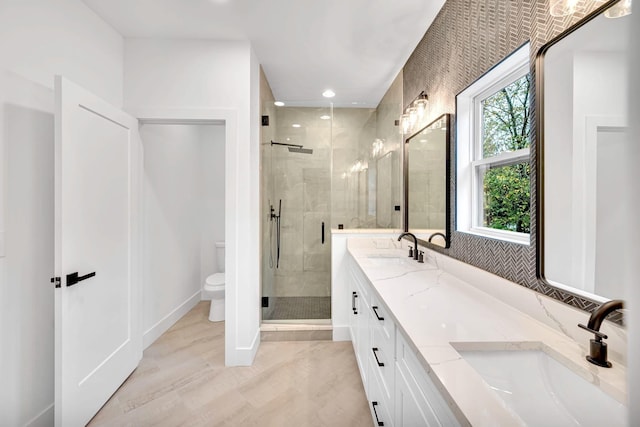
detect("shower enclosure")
[260,73,404,324]
[262,106,333,322]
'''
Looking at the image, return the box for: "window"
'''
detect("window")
[457,43,531,244]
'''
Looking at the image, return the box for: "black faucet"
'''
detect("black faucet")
[578,299,624,368]
[398,232,419,260]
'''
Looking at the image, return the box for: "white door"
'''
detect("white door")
[54,76,142,427]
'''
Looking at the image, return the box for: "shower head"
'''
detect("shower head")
[271,140,313,155]
[287,146,313,154]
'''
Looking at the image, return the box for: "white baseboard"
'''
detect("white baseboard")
[24,403,53,427]
[332,325,351,342]
[143,291,201,349]
[229,328,260,366]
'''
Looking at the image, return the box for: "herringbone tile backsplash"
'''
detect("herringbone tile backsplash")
[403,0,612,315]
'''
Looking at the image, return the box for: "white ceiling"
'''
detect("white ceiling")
[82,0,445,108]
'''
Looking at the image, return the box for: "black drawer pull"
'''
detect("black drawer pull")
[372,306,384,321]
[372,347,384,367]
[66,271,96,287]
[352,291,358,314]
[372,401,384,426]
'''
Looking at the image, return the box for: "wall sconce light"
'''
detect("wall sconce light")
[413,93,429,118]
[550,0,632,17]
[400,113,411,134]
[399,91,429,135]
[371,138,385,158]
[550,0,580,17]
[604,0,632,17]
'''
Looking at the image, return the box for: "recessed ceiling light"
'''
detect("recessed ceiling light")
[351,102,358,105]
[322,89,335,98]
[274,101,285,107]
[292,124,301,128]
[320,115,331,120]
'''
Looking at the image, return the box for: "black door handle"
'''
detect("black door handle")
[66,271,96,287]
[321,221,325,244]
[352,291,358,314]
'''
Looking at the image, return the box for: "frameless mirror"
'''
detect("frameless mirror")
[405,114,451,248]
[537,2,630,302]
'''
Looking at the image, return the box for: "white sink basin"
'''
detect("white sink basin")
[460,349,627,426]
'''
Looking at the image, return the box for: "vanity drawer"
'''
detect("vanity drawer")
[370,298,395,411]
[368,355,395,427]
[368,330,394,409]
[370,294,394,344]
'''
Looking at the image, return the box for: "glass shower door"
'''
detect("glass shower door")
[262,106,332,322]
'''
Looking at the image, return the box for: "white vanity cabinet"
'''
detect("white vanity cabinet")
[349,258,394,426]
[348,255,460,427]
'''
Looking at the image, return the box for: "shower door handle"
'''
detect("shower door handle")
[321,222,325,244]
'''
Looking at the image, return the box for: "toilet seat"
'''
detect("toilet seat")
[205,273,225,291]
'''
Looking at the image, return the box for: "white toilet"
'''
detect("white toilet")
[204,241,225,322]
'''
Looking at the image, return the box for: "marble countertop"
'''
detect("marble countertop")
[347,238,627,426]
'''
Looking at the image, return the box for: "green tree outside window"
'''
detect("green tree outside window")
[480,74,531,233]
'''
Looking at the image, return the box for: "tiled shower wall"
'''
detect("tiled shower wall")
[331,71,404,230]
[331,108,377,229]
[402,0,609,313]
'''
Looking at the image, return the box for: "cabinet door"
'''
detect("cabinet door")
[349,288,359,341]
[349,259,371,388]
[395,366,435,426]
[395,335,461,427]
[355,285,371,389]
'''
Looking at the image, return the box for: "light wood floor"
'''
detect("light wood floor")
[89,302,371,426]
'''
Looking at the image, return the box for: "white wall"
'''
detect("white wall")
[0,1,123,425]
[140,123,225,348]
[0,0,124,107]
[124,39,261,366]
[201,126,226,281]
[627,8,639,426]
[0,76,55,427]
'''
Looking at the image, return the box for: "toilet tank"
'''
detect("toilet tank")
[215,241,225,273]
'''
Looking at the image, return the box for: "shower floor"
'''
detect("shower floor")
[267,296,331,320]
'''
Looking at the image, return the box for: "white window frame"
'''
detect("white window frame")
[456,42,531,245]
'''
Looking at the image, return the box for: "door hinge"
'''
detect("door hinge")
[50,277,61,288]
